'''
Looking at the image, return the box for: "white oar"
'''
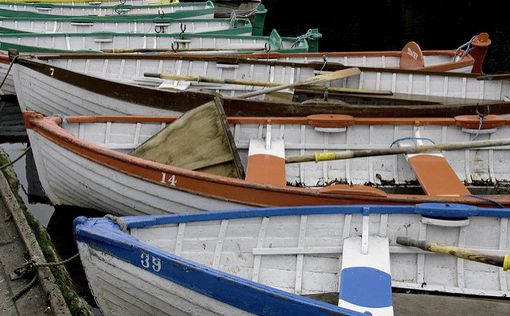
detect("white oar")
[237,67,361,99]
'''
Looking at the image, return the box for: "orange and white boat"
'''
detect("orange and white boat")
[24,107,510,216]
[162,32,492,74]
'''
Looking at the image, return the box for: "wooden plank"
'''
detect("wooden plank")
[130,97,245,179]
[407,154,470,196]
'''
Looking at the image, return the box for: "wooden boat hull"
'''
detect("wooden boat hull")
[74,204,510,316]
[0,29,312,54]
[0,1,214,18]
[24,112,510,217]
[11,55,510,116]
[0,17,253,36]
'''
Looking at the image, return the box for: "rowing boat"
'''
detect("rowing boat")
[164,33,491,74]
[0,0,173,3]
[0,28,314,54]
[10,54,510,116]
[73,203,510,316]
[24,108,510,217]
[0,1,214,18]
[0,16,253,36]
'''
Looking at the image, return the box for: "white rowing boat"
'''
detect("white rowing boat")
[74,203,510,316]
[24,109,510,217]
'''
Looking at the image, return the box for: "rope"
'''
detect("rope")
[320,54,328,71]
[12,275,37,302]
[453,35,477,61]
[472,105,489,140]
[11,252,80,301]
[0,146,31,170]
[32,253,80,268]
[56,114,68,128]
[464,194,505,208]
[229,10,237,28]
[215,6,258,19]
[389,137,436,148]
[0,55,18,90]
[291,29,320,48]
[104,214,128,232]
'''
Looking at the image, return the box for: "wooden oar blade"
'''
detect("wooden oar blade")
[303,67,361,85]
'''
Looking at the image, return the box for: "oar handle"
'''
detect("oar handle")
[397,237,510,271]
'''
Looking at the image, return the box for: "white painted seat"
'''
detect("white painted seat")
[245,138,286,187]
[338,236,393,316]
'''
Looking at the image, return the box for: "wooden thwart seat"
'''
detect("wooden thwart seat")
[245,138,286,187]
[338,236,393,315]
[407,154,470,196]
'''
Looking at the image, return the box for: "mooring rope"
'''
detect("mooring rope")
[453,35,477,61]
[0,55,18,90]
[11,253,80,301]
[0,146,31,170]
[104,214,128,232]
[291,29,320,48]
[12,275,37,302]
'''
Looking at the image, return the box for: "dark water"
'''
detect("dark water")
[262,0,510,73]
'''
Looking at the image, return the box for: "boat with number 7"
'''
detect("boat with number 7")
[9,53,510,116]
[73,202,510,316]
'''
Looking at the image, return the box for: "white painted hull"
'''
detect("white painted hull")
[28,129,248,215]
[77,243,251,316]
[27,117,510,216]
[0,19,251,35]
[77,209,510,312]
[0,33,282,52]
[14,66,180,115]
[38,56,510,101]
[0,2,212,17]
[0,62,16,95]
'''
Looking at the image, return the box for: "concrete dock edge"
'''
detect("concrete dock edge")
[0,155,71,315]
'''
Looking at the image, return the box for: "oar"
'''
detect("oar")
[285,138,510,164]
[144,71,391,96]
[477,73,510,81]
[397,237,510,271]
[237,67,361,99]
[102,47,268,53]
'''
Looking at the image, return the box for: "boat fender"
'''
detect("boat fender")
[454,114,506,129]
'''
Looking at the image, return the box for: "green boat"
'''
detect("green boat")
[0,16,253,36]
[0,1,215,19]
[0,28,321,54]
